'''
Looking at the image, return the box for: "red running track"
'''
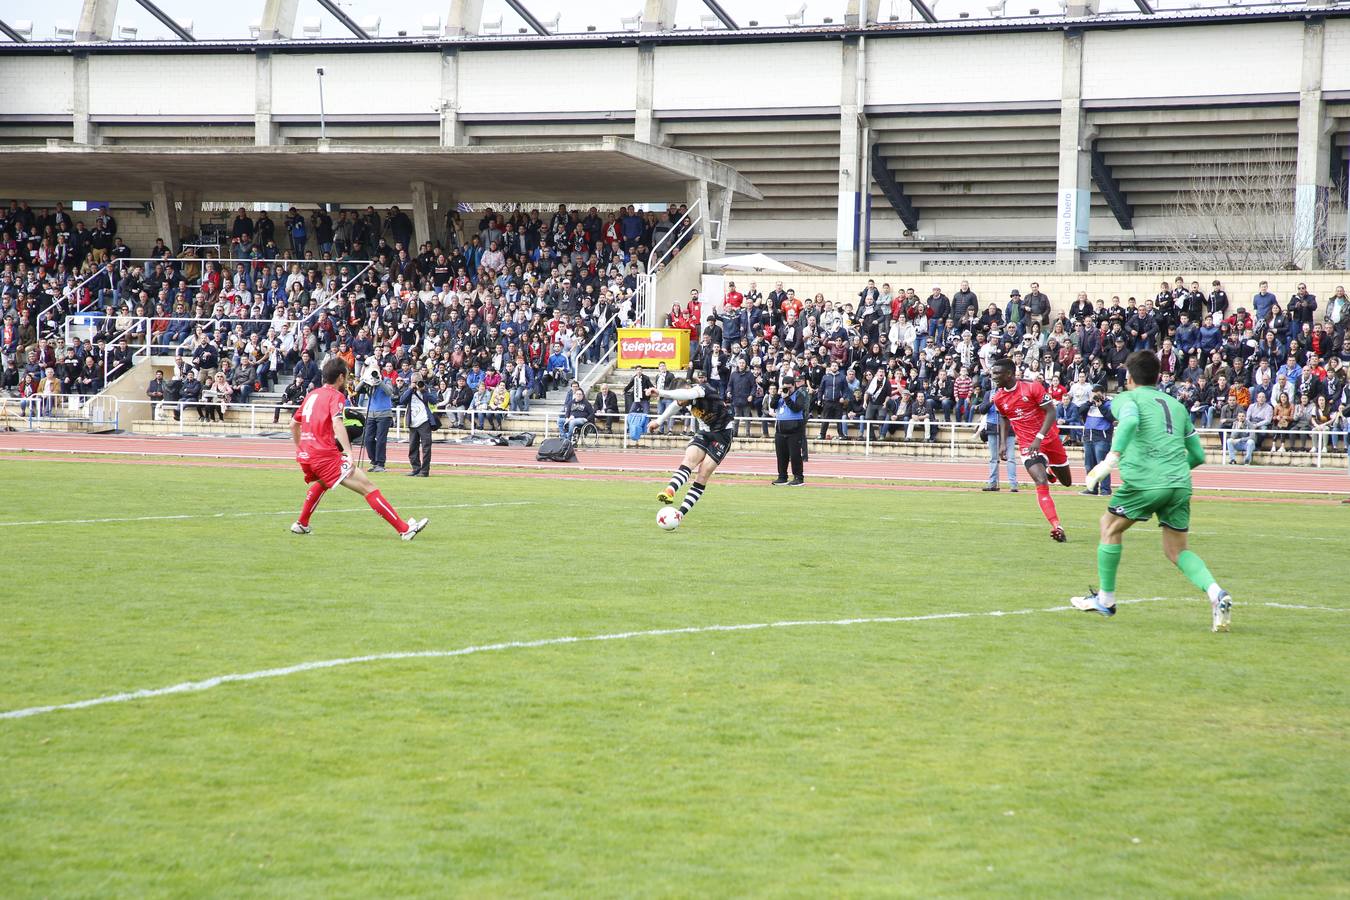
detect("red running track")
[1,431,1345,495]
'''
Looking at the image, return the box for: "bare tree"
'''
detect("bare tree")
[1162,147,1347,271]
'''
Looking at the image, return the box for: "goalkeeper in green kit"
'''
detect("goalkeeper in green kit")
[1069,350,1233,632]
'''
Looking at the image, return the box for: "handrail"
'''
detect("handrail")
[568,309,623,387]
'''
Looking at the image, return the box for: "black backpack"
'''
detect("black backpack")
[535,436,576,462]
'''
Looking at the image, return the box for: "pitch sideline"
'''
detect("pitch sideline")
[0,500,535,528]
[3,597,1345,722]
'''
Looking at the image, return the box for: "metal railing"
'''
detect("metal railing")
[642,199,704,328]
[0,393,119,431]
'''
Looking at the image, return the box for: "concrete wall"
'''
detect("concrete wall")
[89,54,254,117]
[866,32,1062,105]
[460,48,637,115]
[698,270,1350,316]
[0,56,73,114]
[1081,23,1304,100]
[652,42,839,110]
[271,52,440,116]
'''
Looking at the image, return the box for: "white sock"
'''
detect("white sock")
[1098,590,1115,606]
[1206,583,1224,603]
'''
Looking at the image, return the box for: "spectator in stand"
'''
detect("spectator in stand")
[594,383,619,433]
[1226,410,1256,465]
[275,372,308,424]
[1079,385,1113,497]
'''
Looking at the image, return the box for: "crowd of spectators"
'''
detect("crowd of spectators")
[1,199,690,420]
[646,275,1350,458]
[4,198,1349,459]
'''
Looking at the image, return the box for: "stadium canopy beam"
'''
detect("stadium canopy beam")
[503,0,550,35]
[258,0,299,40]
[1132,0,1154,13]
[641,0,677,31]
[77,0,118,41]
[845,0,882,27]
[314,0,370,39]
[1090,141,1133,230]
[700,0,738,29]
[131,0,196,41]
[870,143,920,231]
[446,0,485,35]
[0,17,30,42]
[905,0,938,25]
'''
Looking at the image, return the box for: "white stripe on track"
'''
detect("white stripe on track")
[3,596,1343,722]
[0,500,534,529]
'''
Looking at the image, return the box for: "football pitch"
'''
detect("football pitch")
[2,458,1347,897]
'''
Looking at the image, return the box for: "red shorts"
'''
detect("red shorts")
[299,454,352,489]
[1018,432,1069,468]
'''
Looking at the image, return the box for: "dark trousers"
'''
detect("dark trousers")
[1083,429,1112,494]
[819,401,843,439]
[364,415,392,467]
[775,421,805,480]
[409,421,433,475]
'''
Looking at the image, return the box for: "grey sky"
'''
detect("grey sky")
[3,0,1251,41]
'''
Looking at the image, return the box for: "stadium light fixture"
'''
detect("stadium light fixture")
[421,15,441,36]
[118,25,139,39]
[360,16,381,37]
[481,16,503,34]
[785,4,807,25]
[0,18,34,41]
[619,13,642,30]
[248,20,262,38]
[54,20,76,40]
[541,12,562,32]
[699,14,721,27]
[302,17,323,38]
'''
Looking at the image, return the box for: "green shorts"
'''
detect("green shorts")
[1107,484,1192,532]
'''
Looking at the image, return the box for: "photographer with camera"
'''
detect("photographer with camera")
[357,360,396,473]
[1080,385,1114,496]
[400,370,440,477]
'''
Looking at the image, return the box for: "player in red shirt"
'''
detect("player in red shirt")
[991,358,1073,542]
[289,357,428,541]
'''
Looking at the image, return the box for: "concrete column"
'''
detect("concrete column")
[641,0,677,31]
[446,0,485,35]
[836,38,864,273]
[77,0,119,41]
[151,181,180,250]
[73,53,98,145]
[255,50,276,146]
[708,185,733,253]
[258,0,299,40]
[634,44,657,145]
[439,48,465,147]
[1055,30,1091,273]
[1294,19,1331,270]
[411,181,432,249]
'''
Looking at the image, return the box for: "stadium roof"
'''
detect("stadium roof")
[0,138,763,203]
[3,0,1347,47]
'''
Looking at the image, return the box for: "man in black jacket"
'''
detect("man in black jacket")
[816,361,849,440]
[951,281,978,324]
[595,383,620,433]
[772,371,808,485]
[726,356,758,437]
[274,372,308,424]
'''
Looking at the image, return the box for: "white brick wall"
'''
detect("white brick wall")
[458,48,638,115]
[1083,23,1303,100]
[89,54,253,116]
[0,56,73,115]
[866,33,1063,105]
[271,52,440,116]
[1324,19,1350,91]
[652,43,841,110]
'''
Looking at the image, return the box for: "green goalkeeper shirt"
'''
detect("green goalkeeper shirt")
[1109,386,1205,489]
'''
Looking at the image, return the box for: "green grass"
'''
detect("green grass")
[1,459,1346,897]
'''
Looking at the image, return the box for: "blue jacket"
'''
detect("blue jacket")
[365,378,396,417]
[818,371,849,403]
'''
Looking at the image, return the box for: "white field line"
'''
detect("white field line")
[3,597,1344,722]
[0,500,534,528]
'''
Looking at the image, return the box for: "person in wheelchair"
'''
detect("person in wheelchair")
[560,384,596,441]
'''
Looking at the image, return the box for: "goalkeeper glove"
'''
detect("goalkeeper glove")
[1085,451,1119,491]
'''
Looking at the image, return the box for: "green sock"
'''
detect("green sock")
[1176,550,1217,594]
[1097,543,1122,593]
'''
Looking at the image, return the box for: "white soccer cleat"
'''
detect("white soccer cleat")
[400,517,429,541]
[1070,589,1115,617]
[290,522,311,535]
[1212,591,1233,633]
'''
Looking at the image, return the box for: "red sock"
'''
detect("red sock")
[1035,483,1060,528]
[298,482,325,527]
[366,489,408,533]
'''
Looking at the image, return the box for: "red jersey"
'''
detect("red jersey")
[293,384,346,462]
[724,290,743,309]
[992,379,1059,446]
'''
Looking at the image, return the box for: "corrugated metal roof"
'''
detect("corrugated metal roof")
[2,4,1346,53]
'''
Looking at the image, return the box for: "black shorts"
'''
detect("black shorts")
[689,427,733,465]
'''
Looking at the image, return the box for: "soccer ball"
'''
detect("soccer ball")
[656,507,682,531]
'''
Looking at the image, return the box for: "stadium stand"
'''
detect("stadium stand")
[2,199,1347,466]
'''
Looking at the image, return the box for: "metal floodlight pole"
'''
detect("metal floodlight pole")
[316,67,327,139]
